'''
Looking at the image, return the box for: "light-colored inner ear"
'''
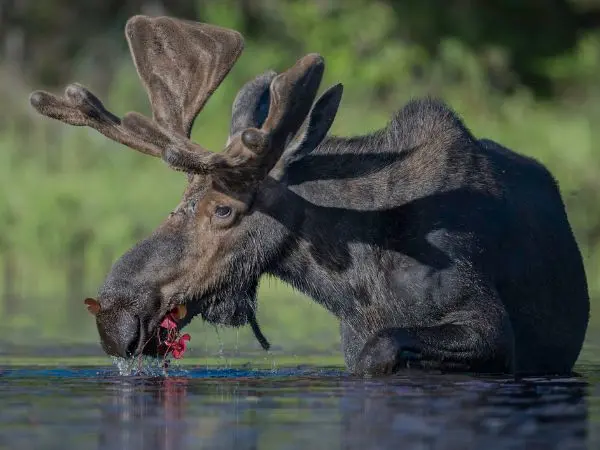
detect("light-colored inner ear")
[84,298,101,316]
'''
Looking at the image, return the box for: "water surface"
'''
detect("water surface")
[1,362,599,450]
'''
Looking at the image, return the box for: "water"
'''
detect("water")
[1,362,599,450]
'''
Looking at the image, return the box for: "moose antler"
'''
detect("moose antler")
[165,53,326,186]
[125,16,243,137]
[30,15,329,187]
[29,15,244,169]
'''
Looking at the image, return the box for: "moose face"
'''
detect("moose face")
[30,15,342,358]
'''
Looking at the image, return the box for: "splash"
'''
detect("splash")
[112,356,165,377]
[264,350,278,373]
[110,305,192,377]
[111,356,189,377]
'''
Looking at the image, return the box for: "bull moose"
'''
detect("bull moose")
[29,15,589,376]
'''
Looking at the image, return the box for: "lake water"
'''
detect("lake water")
[1,359,600,450]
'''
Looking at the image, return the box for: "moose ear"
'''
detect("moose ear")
[273,83,343,175]
[84,298,101,316]
[228,70,277,142]
[291,83,343,158]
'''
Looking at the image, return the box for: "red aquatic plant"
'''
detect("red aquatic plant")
[160,311,179,331]
[170,334,191,359]
[158,305,191,360]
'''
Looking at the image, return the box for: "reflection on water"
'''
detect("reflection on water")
[0,364,598,450]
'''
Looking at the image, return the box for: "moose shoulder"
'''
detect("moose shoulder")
[29,15,589,377]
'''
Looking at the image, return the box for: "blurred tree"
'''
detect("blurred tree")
[0,0,198,89]
[383,0,600,96]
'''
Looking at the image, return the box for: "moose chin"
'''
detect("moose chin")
[29,15,589,377]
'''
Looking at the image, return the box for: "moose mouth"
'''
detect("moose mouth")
[127,305,188,359]
[155,305,191,359]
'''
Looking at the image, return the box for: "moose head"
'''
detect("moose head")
[30,15,343,358]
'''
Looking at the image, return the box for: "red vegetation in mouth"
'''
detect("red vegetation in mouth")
[160,312,178,331]
[157,306,191,360]
[169,333,191,359]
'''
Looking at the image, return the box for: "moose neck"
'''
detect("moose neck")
[260,133,417,322]
[263,182,363,320]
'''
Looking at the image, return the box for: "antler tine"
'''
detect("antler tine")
[29,84,162,157]
[262,54,325,141]
[125,15,244,138]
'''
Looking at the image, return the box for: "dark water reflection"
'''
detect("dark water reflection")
[0,364,599,450]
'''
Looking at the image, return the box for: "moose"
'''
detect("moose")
[29,15,589,376]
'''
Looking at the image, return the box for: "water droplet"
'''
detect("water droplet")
[213,325,229,369]
[234,329,239,356]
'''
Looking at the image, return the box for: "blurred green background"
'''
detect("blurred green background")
[1,0,600,365]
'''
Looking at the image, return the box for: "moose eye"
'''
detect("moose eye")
[214,205,232,219]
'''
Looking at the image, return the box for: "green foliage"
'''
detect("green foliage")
[1,2,600,361]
